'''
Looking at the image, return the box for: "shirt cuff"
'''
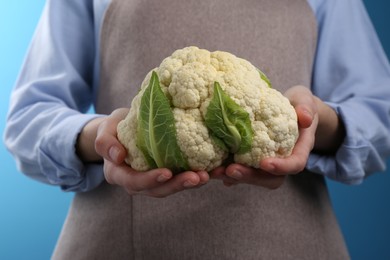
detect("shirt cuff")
[307,102,386,185]
[38,112,106,192]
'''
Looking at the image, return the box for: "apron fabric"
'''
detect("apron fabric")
[53,0,349,259]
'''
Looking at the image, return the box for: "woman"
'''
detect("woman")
[5,0,390,259]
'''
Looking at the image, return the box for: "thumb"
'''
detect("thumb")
[95,108,129,164]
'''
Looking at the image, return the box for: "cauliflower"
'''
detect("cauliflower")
[117,46,298,173]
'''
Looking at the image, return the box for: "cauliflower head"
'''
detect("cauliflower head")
[117,46,298,172]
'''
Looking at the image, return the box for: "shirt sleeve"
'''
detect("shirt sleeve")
[306,0,390,184]
[3,0,106,192]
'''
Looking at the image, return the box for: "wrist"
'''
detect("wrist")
[76,117,106,163]
[313,97,345,154]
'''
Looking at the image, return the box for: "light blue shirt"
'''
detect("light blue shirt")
[4,0,390,192]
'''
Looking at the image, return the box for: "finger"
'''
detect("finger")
[284,86,318,129]
[223,180,239,187]
[209,166,241,185]
[196,170,210,185]
[104,161,173,194]
[104,161,207,197]
[295,105,314,129]
[95,108,129,164]
[260,117,317,175]
[225,164,285,189]
[145,171,203,198]
[209,166,227,180]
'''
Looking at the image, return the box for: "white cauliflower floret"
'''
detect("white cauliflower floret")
[173,108,227,171]
[168,62,217,109]
[117,46,298,172]
[235,87,298,167]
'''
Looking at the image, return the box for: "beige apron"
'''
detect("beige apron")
[53,0,349,259]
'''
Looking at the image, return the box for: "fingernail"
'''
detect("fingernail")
[183,180,196,188]
[109,146,120,162]
[157,174,170,183]
[230,170,242,180]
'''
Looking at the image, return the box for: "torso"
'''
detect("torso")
[53,1,349,259]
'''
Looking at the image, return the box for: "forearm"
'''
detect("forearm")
[313,96,346,154]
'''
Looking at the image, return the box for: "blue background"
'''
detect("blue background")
[0,1,389,259]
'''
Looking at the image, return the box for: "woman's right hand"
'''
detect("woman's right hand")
[94,108,209,198]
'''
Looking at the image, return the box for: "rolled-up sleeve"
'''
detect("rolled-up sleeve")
[307,0,390,184]
[4,0,105,191]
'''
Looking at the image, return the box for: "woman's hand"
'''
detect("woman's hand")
[210,85,327,189]
[93,108,209,198]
